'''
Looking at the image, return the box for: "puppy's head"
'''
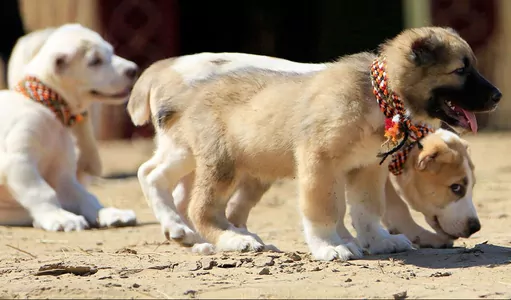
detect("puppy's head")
[390,129,479,239]
[381,27,501,133]
[29,23,138,107]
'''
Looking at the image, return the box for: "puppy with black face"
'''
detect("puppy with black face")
[129,27,500,261]
[383,27,501,134]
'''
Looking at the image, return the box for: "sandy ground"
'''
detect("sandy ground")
[1,132,511,299]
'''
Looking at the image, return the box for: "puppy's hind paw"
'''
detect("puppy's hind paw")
[162,221,203,246]
[366,233,414,255]
[413,230,454,249]
[33,209,89,232]
[311,243,362,261]
[192,243,215,255]
[216,230,264,253]
[98,207,137,228]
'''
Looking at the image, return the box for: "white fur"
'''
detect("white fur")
[137,137,201,245]
[215,225,264,252]
[303,217,363,261]
[0,24,138,231]
[171,52,327,85]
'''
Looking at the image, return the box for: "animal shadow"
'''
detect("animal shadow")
[364,242,511,269]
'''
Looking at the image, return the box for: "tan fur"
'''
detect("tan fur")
[130,28,493,260]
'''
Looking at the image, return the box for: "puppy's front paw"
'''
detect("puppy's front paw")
[97,207,137,227]
[413,230,454,249]
[366,233,414,255]
[33,209,89,232]
[216,229,264,252]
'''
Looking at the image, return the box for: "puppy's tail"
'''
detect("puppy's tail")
[127,58,181,127]
[127,67,152,126]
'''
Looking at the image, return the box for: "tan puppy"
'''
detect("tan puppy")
[130,27,500,261]
[385,128,477,246]
[0,24,138,231]
[128,52,476,253]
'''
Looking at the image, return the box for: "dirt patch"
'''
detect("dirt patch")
[1,133,511,298]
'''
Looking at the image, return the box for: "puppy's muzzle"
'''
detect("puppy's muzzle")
[468,70,502,111]
[465,217,481,237]
[124,66,139,80]
[490,90,502,104]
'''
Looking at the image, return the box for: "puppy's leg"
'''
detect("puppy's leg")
[334,181,362,250]
[173,174,271,229]
[226,175,272,229]
[188,161,265,253]
[383,178,453,248]
[174,173,273,254]
[346,163,413,255]
[52,138,136,228]
[172,171,215,254]
[138,143,203,246]
[58,175,136,228]
[72,115,102,182]
[4,154,88,231]
[173,171,195,226]
[296,148,362,261]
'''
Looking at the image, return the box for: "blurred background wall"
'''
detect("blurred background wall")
[0,0,508,139]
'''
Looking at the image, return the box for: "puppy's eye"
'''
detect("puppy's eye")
[89,57,102,66]
[451,67,466,75]
[450,183,465,196]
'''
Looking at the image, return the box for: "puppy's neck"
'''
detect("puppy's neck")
[23,55,89,116]
[375,52,441,130]
[14,76,88,127]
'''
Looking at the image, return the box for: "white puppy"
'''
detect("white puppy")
[7,25,128,185]
[0,24,138,231]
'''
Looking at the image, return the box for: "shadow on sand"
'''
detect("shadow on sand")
[363,242,511,269]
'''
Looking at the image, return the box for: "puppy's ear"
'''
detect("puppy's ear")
[53,45,79,74]
[416,141,457,172]
[54,53,69,73]
[410,34,443,66]
[416,149,438,171]
[459,138,470,151]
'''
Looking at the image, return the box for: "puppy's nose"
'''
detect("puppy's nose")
[125,66,139,80]
[491,90,502,103]
[466,218,481,236]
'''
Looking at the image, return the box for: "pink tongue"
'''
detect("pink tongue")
[461,109,478,133]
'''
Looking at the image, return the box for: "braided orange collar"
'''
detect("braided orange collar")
[370,57,434,175]
[14,76,88,127]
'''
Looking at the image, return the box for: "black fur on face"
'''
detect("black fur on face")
[425,59,501,128]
